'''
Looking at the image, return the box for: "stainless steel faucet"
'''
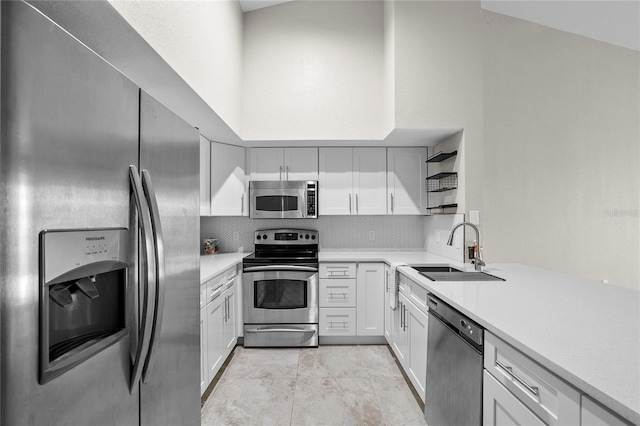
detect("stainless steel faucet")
[447,222,485,271]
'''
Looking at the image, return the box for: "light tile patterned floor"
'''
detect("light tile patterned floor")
[201,345,426,426]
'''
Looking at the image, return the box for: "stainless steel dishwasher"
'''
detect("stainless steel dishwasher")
[425,294,484,426]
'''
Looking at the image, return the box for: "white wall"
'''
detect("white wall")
[109,0,244,134]
[482,11,640,289]
[241,0,385,140]
[392,0,484,228]
[383,0,396,135]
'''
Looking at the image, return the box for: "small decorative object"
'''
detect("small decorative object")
[203,238,218,255]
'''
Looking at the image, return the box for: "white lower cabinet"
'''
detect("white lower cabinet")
[206,293,225,383]
[386,272,429,402]
[383,265,392,343]
[201,266,239,395]
[483,370,546,426]
[392,293,409,366]
[394,291,428,402]
[318,262,384,338]
[200,306,208,395]
[483,331,580,425]
[319,308,357,336]
[407,300,428,398]
[356,263,385,336]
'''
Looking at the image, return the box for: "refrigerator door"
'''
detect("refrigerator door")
[1,2,139,425]
[138,90,200,425]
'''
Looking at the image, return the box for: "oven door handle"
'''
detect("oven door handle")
[243,265,319,273]
[245,327,316,334]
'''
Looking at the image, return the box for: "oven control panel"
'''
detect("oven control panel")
[254,229,318,244]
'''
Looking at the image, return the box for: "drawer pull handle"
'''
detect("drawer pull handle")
[328,293,348,299]
[328,321,349,329]
[496,359,540,397]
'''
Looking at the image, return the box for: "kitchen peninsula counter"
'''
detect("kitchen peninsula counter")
[319,250,640,424]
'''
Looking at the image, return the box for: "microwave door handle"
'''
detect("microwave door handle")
[129,166,157,393]
[140,170,166,384]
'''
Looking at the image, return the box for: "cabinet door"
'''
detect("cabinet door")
[200,306,209,395]
[284,147,318,181]
[319,148,353,215]
[383,265,393,344]
[249,147,284,181]
[408,304,428,401]
[387,147,427,215]
[223,284,238,352]
[206,296,225,381]
[356,263,385,336]
[211,143,246,216]
[393,294,410,369]
[483,370,545,426]
[199,136,211,216]
[353,148,387,215]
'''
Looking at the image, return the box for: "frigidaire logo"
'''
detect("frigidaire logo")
[86,236,106,241]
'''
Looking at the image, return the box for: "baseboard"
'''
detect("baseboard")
[318,335,387,345]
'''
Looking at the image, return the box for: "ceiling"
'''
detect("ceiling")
[239,0,639,52]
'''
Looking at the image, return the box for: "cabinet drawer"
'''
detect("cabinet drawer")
[319,278,356,308]
[320,263,356,279]
[319,308,356,336]
[484,332,580,425]
[205,266,237,304]
[398,274,428,315]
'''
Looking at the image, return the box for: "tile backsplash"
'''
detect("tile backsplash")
[201,216,426,253]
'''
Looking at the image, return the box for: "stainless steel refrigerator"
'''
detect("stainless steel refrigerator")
[1,1,200,424]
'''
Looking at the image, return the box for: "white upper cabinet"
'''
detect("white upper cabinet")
[387,147,428,215]
[319,148,353,215]
[353,148,387,215]
[210,142,247,216]
[284,147,319,181]
[319,147,386,215]
[199,136,211,216]
[249,147,318,181]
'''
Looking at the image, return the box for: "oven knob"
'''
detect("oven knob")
[263,234,267,240]
[305,234,309,239]
[311,235,316,240]
[257,235,261,240]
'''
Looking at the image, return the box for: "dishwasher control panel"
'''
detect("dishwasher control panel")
[427,294,483,347]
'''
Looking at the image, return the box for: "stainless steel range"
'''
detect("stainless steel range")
[243,229,319,347]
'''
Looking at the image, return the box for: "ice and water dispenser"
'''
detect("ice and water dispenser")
[39,228,129,384]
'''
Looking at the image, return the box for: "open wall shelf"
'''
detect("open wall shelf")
[427,203,458,214]
[426,151,457,163]
[426,172,458,192]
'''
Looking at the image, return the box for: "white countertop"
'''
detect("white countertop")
[200,252,248,283]
[201,249,639,423]
[398,262,639,425]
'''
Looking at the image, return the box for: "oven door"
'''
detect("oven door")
[243,266,318,324]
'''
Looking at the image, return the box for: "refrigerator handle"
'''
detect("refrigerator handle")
[141,169,166,383]
[129,166,157,393]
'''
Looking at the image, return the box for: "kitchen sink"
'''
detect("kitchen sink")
[419,271,505,282]
[412,266,463,273]
[410,265,505,281]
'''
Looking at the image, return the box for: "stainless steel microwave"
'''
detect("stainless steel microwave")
[249,180,317,219]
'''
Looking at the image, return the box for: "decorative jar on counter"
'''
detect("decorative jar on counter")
[203,238,218,255]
